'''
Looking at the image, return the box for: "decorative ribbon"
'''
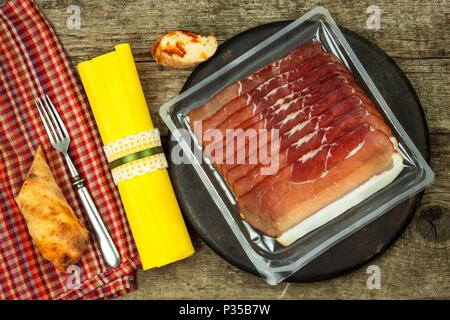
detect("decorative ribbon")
[108,146,164,170]
[103,129,168,184]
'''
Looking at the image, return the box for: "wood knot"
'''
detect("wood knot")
[417,206,450,245]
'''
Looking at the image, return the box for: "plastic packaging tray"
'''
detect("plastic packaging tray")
[160,6,434,284]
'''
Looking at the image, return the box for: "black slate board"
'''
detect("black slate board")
[168,21,431,282]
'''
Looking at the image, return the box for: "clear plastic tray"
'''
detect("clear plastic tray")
[159,6,434,285]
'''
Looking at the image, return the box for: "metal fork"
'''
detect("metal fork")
[35,95,120,268]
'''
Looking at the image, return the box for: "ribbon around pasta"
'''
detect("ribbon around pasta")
[103,129,168,184]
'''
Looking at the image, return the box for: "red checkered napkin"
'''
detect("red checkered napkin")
[0,0,141,299]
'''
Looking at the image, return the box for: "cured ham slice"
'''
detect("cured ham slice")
[200,53,339,134]
[187,42,403,243]
[232,108,390,197]
[212,58,346,132]
[238,125,397,237]
[236,84,364,133]
[222,94,386,182]
[200,57,349,153]
[220,84,360,158]
[209,73,357,166]
[189,42,324,127]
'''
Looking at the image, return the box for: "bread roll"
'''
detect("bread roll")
[15,146,89,272]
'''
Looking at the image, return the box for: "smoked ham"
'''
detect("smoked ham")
[187,41,403,243]
[189,42,324,127]
[239,125,397,237]
[230,102,391,196]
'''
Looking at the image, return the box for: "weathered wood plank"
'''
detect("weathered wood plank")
[396,58,450,134]
[38,0,450,61]
[122,133,450,299]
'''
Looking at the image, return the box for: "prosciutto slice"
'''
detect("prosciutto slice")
[210,73,357,166]
[189,42,324,127]
[222,93,385,181]
[187,42,402,241]
[200,52,338,134]
[238,125,396,237]
[232,108,391,197]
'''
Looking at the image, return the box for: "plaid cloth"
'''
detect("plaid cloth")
[0,0,141,299]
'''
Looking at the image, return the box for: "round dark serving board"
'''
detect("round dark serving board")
[168,21,431,282]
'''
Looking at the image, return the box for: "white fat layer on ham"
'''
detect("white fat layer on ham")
[247,73,259,81]
[390,136,399,150]
[292,130,317,148]
[322,148,333,178]
[321,127,333,144]
[275,60,282,73]
[251,81,310,120]
[264,81,290,100]
[268,82,355,118]
[258,68,292,93]
[247,48,300,82]
[279,97,366,140]
[296,146,323,163]
[345,141,365,159]
[290,136,365,185]
[277,152,404,246]
[282,110,321,137]
[272,89,330,130]
[251,102,257,115]
[269,92,299,113]
[244,68,301,109]
[271,93,311,118]
[237,81,243,96]
[291,126,333,148]
[246,93,252,105]
[277,109,304,127]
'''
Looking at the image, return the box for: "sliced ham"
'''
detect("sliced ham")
[200,53,339,134]
[235,83,358,133]
[213,61,348,133]
[205,71,353,164]
[232,108,391,197]
[212,74,358,167]
[189,42,324,128]
[222,93,386,181]
[187,43,402,241]
[238,125,396,237]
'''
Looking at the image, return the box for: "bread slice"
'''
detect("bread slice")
[152,30,217,68]
[15,146,89,272]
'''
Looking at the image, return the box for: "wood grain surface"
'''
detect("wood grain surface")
[35,0,449,299]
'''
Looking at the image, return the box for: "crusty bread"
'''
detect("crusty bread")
[15,146,89,272]
[152,30,217,68]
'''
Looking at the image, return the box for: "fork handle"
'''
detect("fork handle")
[73,175,121,268]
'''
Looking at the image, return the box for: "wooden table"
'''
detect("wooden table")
[36,0,449,299]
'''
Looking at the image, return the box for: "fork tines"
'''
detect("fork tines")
[35,95,70,150]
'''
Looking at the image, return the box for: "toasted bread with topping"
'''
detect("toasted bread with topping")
[152,30,217,68]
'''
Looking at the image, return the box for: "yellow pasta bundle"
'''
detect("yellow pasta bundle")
[77,43,194,270]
